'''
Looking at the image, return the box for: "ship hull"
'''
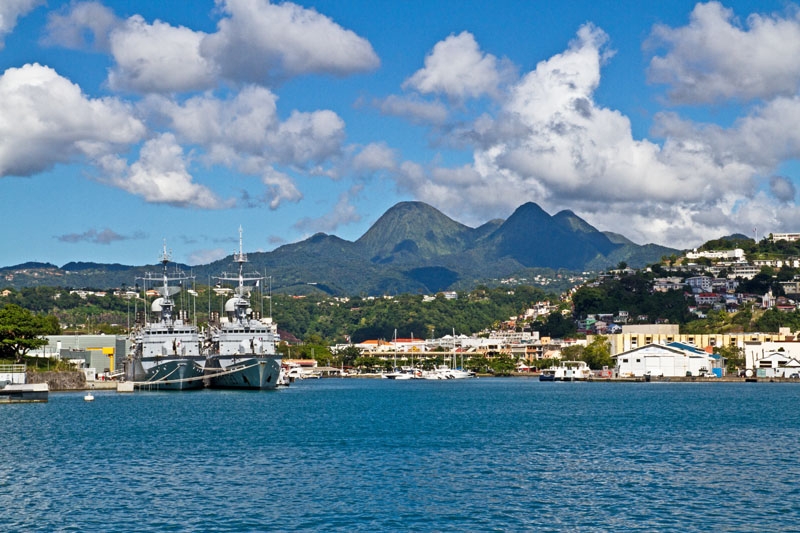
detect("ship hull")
[139,359,205,390]
[204,355,282,390]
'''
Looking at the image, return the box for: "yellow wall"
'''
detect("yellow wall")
[606,332,792,355]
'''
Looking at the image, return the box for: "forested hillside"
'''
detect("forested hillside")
[1,285,553,343]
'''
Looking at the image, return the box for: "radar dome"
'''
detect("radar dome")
[224,297,247,313]
[151,297,164,312]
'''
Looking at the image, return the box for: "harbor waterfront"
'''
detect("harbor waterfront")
[3,379,800,531]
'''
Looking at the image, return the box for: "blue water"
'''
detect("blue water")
[3,379,800,531]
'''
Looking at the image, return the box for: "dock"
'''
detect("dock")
[0,364,49,403]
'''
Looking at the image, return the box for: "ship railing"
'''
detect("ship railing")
[0,364,26,373]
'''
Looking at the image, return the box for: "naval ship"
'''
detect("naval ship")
[204,228,282,390]
[129,243,205,390]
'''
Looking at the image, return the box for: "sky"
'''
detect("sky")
[1,0,800,266]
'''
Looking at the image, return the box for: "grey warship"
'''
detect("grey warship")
[129,242,205,390]
[204,228,281,390]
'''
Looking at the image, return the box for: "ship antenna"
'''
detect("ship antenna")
[234,225,247,292]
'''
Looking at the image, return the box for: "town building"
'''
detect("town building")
[750,352,800,378]
[686,276,713,293]
[653,277,685,292]
[27,334,130,376]
[729,264,760,280]
[771,233,800,242]
[613,342,721,377]
[685,248,745,261]
[606,327,794,356]
[743,339,800,369]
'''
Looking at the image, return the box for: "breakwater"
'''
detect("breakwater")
[25,371,86,391]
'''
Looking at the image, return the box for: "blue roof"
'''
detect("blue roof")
[666,342,707,355]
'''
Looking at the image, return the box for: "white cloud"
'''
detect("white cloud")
[260,167,303,209]
[292,185,362,233]
[648,2,800,103]
[187,247,228,265]
[374,94,449,125]
[144,87,345,165]
[143,87,345,209]
[0,63,145,177]
[108,15,216,93]
[404,31,514,101]
[201,0,379,84]
[352,142,397,173]
[0,0,41,49]
[387,24,800,247]
[49,1,379,94]
[101,133,230,209]
[42,1,119,51]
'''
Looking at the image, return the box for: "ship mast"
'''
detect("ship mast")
[234,225,247,297]
[215,227,263,326]
[158,239,174,324]
[135,239,192,327]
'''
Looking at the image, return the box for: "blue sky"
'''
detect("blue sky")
[1,0,799,266]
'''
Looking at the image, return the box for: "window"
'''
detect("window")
[622,359,628,363]
[636,359,641,363]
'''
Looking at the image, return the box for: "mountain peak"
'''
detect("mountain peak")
[356,201,472,261]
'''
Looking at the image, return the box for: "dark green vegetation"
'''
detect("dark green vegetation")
[713,344,745,373]
[1,201,676,295]
[561,336,613,369]
[0,304,60,363]
[698,234,755,251]
[1,285,552,343]
[572,273,693,324]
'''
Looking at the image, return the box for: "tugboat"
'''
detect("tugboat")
[129,242,205,390]
[204,228,282,390]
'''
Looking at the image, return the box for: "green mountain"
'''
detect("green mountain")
[356,201,474,263]
[602,231,636,246]
[478,203,618,270]
[0,201,678,294]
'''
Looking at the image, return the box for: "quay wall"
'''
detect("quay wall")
[26,371,86,391]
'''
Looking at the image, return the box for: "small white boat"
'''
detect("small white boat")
[84,392,95,401]
[382,368,414,379]
[539,361,591,381]
[422,365,475,380]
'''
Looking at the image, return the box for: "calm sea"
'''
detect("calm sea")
[2,379,800,531]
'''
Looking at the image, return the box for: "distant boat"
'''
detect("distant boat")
[539,361,591,381]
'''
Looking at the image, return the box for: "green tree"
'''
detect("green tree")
[489,354,515,375]
[560,344,584,360]
[714,344,745,373]
[336,346,362,368]
[580,336,613,370]
[0,304,54,363]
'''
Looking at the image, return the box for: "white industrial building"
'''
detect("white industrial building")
[614,343,721,377]
[753,352,800,378]
[744,340,800,369]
